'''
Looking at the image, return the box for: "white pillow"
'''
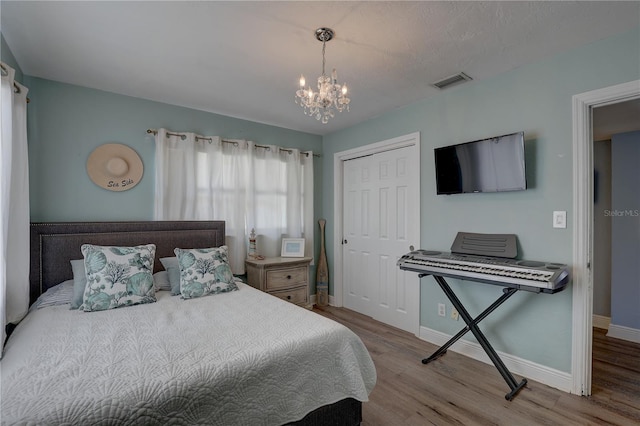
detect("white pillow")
[35,280,74,309]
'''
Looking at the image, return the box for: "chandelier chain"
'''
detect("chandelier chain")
[322,39,326,77]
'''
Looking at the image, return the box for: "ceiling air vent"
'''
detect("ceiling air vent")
[432,72,472,90]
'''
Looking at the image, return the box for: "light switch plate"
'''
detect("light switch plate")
[553,211,567,228]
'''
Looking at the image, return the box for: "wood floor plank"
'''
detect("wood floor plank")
[314,306,640,425]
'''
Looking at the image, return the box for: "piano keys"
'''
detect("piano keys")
[397,250,569,293]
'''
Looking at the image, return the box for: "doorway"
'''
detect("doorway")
[333,132,421,335]
[571,80,640,396]
[592,102,640,398]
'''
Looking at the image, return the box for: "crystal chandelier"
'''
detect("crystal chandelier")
[295,28,350,124]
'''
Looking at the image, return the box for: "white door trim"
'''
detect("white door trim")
[332,132,421,309]
[571,79,640,396]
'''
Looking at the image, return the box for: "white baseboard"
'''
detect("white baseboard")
[328,293,336,306]
[592,314,611,330]
[607,323,640,344]
[419,326,573,394]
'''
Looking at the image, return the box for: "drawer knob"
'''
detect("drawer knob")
[287,275,292,279]
[287,295,292,300]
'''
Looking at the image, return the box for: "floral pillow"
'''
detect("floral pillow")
[174,246,238,299]
[80,244,156,312]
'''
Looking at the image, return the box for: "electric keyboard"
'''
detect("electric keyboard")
[397,232,570,400]
[397,250,569,293]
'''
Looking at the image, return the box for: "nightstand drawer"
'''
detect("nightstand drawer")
[244,256,312,309]
[270,286,308,305]
[265,266,307,290]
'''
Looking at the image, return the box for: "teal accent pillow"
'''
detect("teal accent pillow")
[153,271,171,292]
[70,259,88,309]
[79,244,157,312]
[174,246,238,299]
[159,257,181,295]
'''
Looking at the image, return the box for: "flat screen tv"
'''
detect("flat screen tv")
[435,131,526,195]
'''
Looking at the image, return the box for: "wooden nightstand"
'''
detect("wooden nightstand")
[245,257,312,309]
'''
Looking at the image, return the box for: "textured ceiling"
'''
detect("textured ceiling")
[1,1,639,135]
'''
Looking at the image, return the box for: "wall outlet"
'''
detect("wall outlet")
[438,303,446,317]
[451,308,459,321]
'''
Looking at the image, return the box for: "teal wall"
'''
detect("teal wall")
[322,26,640,372]
[24,78,322,222]
[21,77,323,290]
[610,130,640,330]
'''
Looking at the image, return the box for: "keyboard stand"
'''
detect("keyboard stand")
[419,274,528,401]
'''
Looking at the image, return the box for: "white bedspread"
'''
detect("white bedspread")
[1,283,376,425]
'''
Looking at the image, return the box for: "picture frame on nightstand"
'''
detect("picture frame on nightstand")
[281,238,305,257]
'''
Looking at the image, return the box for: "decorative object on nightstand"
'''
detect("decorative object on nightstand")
[245,257,312,309]
[248,228,263,260]
[281,238,305,257]
[316,219,329,307]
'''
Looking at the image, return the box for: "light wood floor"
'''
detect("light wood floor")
[314,306,640,426]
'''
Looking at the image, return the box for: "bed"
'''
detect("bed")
[1,221,376,425]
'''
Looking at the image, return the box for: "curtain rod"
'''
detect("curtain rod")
[146,129,319,157]
[0,63,30,103]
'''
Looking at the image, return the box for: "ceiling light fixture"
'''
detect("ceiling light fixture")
[295,28,350,124]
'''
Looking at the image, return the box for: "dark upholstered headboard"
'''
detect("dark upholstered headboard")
[29,221,225,305]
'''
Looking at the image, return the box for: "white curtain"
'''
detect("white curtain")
[1,62,30,353]
[154,128,313,275]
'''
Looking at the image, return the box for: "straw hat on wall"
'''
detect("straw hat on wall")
[86,143,143,191]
